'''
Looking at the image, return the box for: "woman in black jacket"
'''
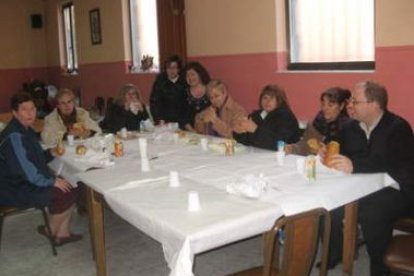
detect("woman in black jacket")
[149,55,187,125]
[102,84,149,133]
[233,85,301,150]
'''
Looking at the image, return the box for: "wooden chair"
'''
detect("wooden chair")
[230,208,331,276]
[384,217,414,275]
[0,205,57,256]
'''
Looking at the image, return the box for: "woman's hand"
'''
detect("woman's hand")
[54,177,72,193]
[202,107,217,123]
[233,118,257,133]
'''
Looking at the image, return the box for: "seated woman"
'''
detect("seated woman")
[233,85,301,150]
[182,62,211,131]
[285,87,352,155]
[0,92,81,246]
[102,84,149,133]
[194,80,246,138]
[41,88,101,146]
[150,55,187,125]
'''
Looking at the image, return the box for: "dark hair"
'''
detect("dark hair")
[11,92,34,111]
[259,85,291,110]
[164,55,182,71]
[320,87,351,115]
[184,61,211,85]
[356,81,388,110]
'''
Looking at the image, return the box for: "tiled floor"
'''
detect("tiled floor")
[0,209,370,276]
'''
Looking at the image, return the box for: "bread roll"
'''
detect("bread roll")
[324,141,340,167]
[306,138,321,152]
[75,144,88,155]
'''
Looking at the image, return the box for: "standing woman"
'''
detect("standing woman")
[0,93,81,246]
[41,88,101,147]
[285,87,351,155]
[102,84,149,133]
[195,80,246,138]
[182,62,211,131]
[233,85,301,150]
[150,55,187,125]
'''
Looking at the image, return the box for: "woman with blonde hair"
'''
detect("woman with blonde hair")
[41,88,101,146]
[233,84,301,150]
[102,84,149,133]
[194,80,246,137]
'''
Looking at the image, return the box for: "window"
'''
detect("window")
[129,0,160,72]
[287,0,375,70]
[61,3,78,73]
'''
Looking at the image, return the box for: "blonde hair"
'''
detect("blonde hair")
[114,84,143,106]
[55,88,75,102]
[206,80,227,96]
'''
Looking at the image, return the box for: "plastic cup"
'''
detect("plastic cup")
[67,134,74,147]
[296,157,306,174]
[188,191,201,212]
[169,171,180,187]
[276,151,285,166]
[138,138,148,159]
[141,157,150,172]
[200,138,208,151]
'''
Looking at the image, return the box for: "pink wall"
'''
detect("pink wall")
[191,46,414,127]
[2,46,413,128]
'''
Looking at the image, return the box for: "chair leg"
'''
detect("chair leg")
[0,215,4,250]
[40,207,57,256]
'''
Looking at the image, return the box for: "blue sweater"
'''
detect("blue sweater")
[0,118,54,207]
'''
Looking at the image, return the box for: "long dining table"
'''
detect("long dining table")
[48,127,397,276]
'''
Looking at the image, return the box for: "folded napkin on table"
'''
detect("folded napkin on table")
[226,173,268,199]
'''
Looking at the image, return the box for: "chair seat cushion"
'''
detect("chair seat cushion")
[384,235,414,274]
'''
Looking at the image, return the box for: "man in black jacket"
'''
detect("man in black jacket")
[325,81,414,276]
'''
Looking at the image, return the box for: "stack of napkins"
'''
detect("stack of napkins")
[226,173,268,199]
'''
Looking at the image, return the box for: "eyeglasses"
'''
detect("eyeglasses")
[349,99,372,105]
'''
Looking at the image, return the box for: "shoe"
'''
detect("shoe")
[54,233,83,247]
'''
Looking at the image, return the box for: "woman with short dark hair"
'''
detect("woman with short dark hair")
[0,92,81,246]
[233,85,301,150]
[150,55,187,125]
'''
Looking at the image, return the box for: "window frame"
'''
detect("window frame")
[286,0,375,71]
[61,2,78,74]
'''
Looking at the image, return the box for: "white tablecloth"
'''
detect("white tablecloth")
[50,130,397,276]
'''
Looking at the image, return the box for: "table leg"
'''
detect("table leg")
[342,201,358,276]
[86,186,106,276]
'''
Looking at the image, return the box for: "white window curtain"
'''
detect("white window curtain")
[129,0,160,71]
[289,0,374,63]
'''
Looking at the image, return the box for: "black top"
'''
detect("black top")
[234,107,301,151]
[102,104,149,133]
[339,111,414,212]
[150,73,188,125]
[182,90,210,128]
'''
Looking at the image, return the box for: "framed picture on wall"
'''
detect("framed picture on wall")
[89,8,102,45]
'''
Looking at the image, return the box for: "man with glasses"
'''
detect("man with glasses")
[323,81,414,276]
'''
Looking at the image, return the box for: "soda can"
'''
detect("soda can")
[114,140,124,157]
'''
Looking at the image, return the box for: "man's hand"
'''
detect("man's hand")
[327,154,354,173]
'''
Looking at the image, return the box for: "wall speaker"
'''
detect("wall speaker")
[31,14,43,29]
